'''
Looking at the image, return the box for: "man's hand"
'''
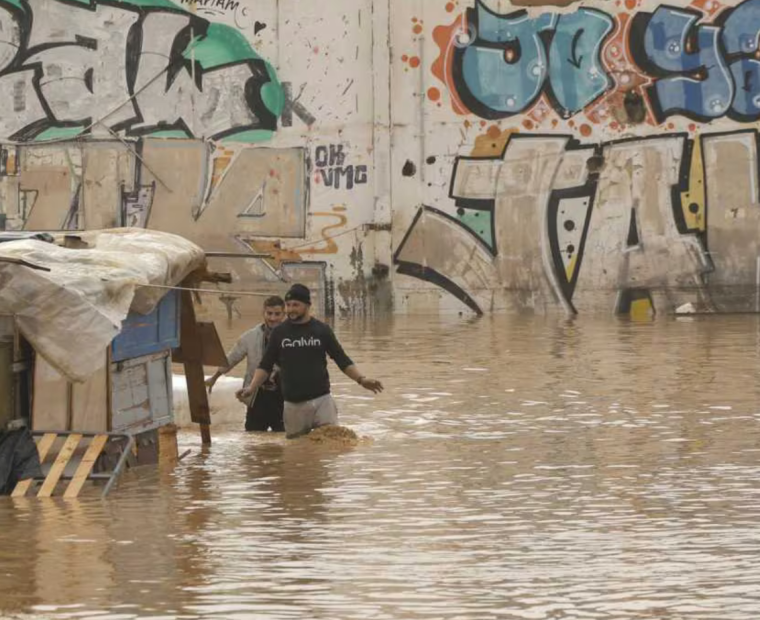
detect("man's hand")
[358,377,384,394]
[236,386,254,402]
[205,376,217,394]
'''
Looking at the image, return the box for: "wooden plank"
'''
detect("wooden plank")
[63,435,108,499]
[11,478,34,499]
[178,289,211,444]
[71,353,109,432]
[38,434,81,497]
[11,432,57,498]
[32,357,69,431]
[171,321,228,367]
[158,424,179,465]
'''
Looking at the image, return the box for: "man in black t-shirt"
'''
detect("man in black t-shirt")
[237,283,383,438]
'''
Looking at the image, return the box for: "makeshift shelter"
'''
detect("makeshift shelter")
[0,228,226,498]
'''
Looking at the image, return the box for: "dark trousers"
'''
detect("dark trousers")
[246,388,285,432]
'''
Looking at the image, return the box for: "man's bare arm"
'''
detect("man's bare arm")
[206,337,246,393]
[343,364,383,393]
[205,370,225,393]
[236,368,271,399]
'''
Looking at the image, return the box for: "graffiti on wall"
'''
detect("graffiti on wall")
[1,140,306,247]
[178,0,241,14]
[314,144,369,190]
[431,0,760,126]
[395,129,760,315]
[0,136,333,316]
[0,0,283,142]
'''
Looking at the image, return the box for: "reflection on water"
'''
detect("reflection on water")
[3,314,760,619]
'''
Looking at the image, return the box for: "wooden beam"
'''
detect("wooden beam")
[178,288,211,444]
[63,435,108,499]
[198,270,233,283]
[184,266,234,285]
[172,321,228,367]
[38,434,81,497]
[205,252,273,259]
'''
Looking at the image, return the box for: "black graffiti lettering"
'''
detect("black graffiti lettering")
[0,1,280,141]
[314,144,369,189]
[334,165,354,190]
[318,168,333,186]
[315,146,329,168]
[281,82,317,128]
[329,144,345,167]
[318,166,369,190]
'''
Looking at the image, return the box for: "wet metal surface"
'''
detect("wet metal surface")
[2,315,760,619]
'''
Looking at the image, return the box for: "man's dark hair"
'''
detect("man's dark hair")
[264,295,285,308]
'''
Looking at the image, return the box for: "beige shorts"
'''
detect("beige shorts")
[283,394,339,438]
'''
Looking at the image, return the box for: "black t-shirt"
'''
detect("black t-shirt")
[258,318,354,403]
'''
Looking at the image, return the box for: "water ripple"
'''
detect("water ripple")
[3,315,760,619]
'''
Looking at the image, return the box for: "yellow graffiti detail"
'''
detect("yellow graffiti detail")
[248,210,348,270]
[680,137,706,232]
[565,254,577,284]
[297,212,348,255]
[248,239,302,271]
[471,128,518,158]
[629,297,654,321]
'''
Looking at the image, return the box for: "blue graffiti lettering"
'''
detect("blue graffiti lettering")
[548,10,614,117]
[453,1,613,119]
[722,0,760,119]
[638,7,733,121]
[458,5,556,117]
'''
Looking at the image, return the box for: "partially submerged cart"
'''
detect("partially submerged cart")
[0,229,227,498]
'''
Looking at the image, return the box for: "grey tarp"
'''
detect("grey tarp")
[0,429,41,495]
[0,228,205,382]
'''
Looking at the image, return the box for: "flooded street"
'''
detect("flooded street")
[3,314,760,619]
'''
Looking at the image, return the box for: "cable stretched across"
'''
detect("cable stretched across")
[5,65,171,147]
[141,283,275,297]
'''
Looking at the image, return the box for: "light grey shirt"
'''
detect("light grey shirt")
[219,323,267,387]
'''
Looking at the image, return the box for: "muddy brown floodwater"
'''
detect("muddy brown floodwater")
[3,314,760,620]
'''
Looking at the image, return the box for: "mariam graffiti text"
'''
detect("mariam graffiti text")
[178,0,241,11]
[0,0,282,142]
[434,0,760,124]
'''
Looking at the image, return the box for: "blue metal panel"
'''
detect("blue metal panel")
[111,290,179,362]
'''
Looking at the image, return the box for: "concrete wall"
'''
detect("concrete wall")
[2,0,760,316]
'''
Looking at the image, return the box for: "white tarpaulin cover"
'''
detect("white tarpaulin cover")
[0,228,205,382]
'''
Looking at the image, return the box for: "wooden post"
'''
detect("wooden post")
[178,289,211,444]
[158,423,179,465]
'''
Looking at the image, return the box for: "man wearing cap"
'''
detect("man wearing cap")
[236,283,383,438]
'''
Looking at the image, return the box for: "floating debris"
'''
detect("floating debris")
[303,425,363,446]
